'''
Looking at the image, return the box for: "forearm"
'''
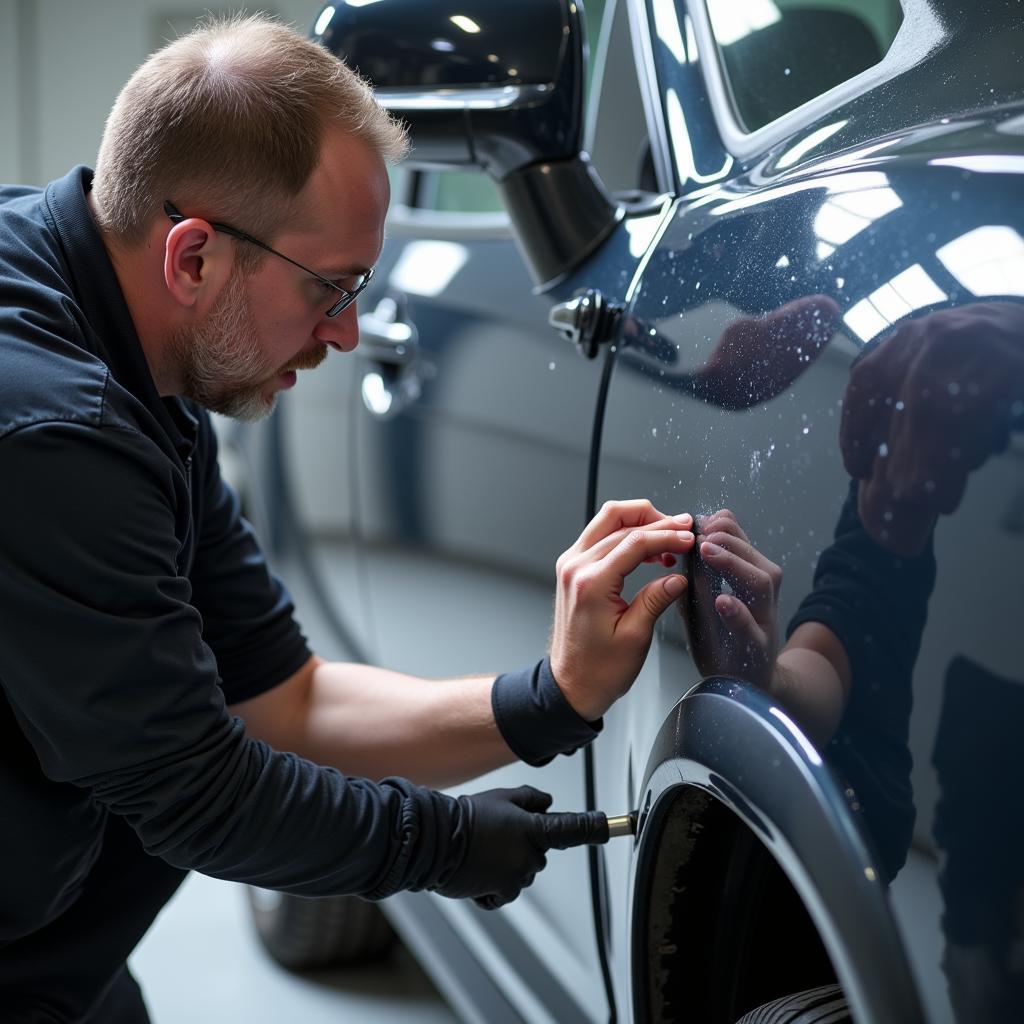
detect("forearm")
[277,660,518,789]
[770,622,851,748]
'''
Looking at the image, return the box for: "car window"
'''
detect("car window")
[705,0,904,133]
[418,0,610,215]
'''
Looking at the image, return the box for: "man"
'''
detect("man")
[0,15,694,1022]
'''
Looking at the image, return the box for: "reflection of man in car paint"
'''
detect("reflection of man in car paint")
[689,301,1024,1020]
[0,17,699,1020]
[685,302,1024,887]
[843,302,1024,1022]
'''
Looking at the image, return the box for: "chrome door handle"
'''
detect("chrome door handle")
[356,295,425,419]
[358,300,418,366]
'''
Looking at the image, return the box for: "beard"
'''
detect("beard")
[170,271,327,422]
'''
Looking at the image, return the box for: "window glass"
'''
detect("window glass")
[423,0,609,214]
[706,0,904,133]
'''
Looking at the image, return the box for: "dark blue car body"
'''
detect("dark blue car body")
[254,2,1024,1021]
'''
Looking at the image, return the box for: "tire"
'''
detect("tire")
[735,983,851,1024]
[246,888,396,969]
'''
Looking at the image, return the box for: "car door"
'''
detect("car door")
[340,4,655,1020]
[595,2,1024,1023]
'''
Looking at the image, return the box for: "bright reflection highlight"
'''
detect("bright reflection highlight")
[937,225,1024,297]
[776,120,848,170]
[684,14,700,63]
[625,212,665,258]
[344,0,385,7]
[389,241,470,297]
[931,155,1024,175]
[313,5,335,35]
[843,264,948,342]
[361,372,393,417]
[813,186,902,249]
[707,0,781,46]
[666,89,734,185]
[450,14,481,33]
[652,0,687,63]
[710,170,890,217]
[768,707,822,765]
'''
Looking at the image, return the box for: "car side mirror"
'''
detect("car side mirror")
[313,0,620,289]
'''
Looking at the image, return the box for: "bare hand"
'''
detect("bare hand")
[684,509,782,690]
[550,499,695,721]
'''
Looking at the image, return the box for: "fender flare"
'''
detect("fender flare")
[628,677,925,1024]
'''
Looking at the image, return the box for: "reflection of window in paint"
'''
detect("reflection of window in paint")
[776,120,847,170]
[813,186,902,261]
[666,89,734,185]
[706,0,904,134]
[625,210,668,258]
[653,0,689,62]
[843,265,948,342]
[706,0,781,46]
[936,226,1024,299]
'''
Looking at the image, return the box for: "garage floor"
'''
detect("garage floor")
[130,870,457,1023]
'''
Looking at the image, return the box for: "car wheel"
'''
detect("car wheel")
[734,983,850,1023]
[246,887,395,969]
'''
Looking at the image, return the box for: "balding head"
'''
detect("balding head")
[92,13,407,257]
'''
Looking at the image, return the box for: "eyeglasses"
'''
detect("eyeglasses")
[164,200,373,317]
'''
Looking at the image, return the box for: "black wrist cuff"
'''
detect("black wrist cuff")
[491,658,602,767]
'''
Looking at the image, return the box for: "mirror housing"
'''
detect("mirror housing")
[313,0,620,287]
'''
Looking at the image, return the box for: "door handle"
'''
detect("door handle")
[358,297,418,366]
[356,295,425,419]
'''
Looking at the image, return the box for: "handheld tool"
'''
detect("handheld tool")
[602,811,638,839]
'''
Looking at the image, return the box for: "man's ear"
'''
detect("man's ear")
[163,218,234,312]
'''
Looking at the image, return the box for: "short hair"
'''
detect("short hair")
[92,13,408,254]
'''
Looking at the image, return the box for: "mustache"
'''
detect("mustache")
[280,344,329,374]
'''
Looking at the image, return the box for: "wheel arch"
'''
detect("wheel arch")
[628,677,925,1024]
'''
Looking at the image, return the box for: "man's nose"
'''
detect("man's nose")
[314,301,360,353]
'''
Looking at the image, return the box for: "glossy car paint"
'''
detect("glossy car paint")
[269,1,1024,1021]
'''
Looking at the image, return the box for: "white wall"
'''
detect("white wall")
[1,0,322,187]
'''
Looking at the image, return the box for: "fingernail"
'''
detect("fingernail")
[674,513,693,524]
[701,541,721,555]
[664,575,685,597]
[718,599,737,617]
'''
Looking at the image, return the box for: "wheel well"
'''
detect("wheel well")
[634,786,839,1023]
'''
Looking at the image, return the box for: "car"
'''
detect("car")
[233,1,1024,1021]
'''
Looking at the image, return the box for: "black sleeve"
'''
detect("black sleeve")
[492,658,602,766]
[786,479,936,686]
[786,479,936,881]
[187,413,311,704]
[0,421,466,898]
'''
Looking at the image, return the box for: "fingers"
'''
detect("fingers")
[600,528,695,582]
[574,500,689,552]
[618,573,687,637]
[473,875,537,911]
[699,527,779,584]
[713,593,763,647]
[538,810,609,850]
[507,785,553,814]
[581,516,693,566]
[699,537,780,613]
[696,508,749,545]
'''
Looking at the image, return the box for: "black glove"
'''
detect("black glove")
[434,785,608,910]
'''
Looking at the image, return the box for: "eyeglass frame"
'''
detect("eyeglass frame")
[163,200,373,318]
